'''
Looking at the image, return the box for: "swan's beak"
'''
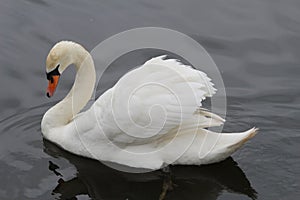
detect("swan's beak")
[46,75,60,98]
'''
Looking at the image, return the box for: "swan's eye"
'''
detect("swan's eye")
[46,64,61,81]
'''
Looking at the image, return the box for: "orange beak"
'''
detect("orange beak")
[46,75,60,98]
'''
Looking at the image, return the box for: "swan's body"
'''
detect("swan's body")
[42,41,257,170]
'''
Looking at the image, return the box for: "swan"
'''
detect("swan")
[41,41,258,170]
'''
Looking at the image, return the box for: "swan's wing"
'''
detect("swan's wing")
[94,56,224,143]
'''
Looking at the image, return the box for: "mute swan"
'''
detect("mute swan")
[41,41,257,170]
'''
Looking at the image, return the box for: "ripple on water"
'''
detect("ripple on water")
[0,101,258,199]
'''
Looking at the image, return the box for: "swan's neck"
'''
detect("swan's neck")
[42,46,96,133]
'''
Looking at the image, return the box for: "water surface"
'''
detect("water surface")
[0,0,299,199]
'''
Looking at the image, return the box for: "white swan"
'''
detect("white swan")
[41,41,257,170]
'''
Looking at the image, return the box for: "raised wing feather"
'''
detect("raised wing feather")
[93,56,223,144]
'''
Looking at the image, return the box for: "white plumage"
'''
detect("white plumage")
[42,41,257,170]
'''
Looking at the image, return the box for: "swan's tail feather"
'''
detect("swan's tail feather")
[172,127,258,166]
[200,127,258,164]
[227,127,259,150]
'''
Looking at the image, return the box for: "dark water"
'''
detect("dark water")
[0,0,299,199]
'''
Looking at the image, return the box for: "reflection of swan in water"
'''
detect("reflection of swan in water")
[44,140,257,200]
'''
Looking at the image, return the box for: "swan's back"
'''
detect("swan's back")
[63,56,256,169]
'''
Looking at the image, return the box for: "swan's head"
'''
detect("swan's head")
[45,41,76,98]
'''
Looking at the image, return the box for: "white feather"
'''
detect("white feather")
[42,42,258,170]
